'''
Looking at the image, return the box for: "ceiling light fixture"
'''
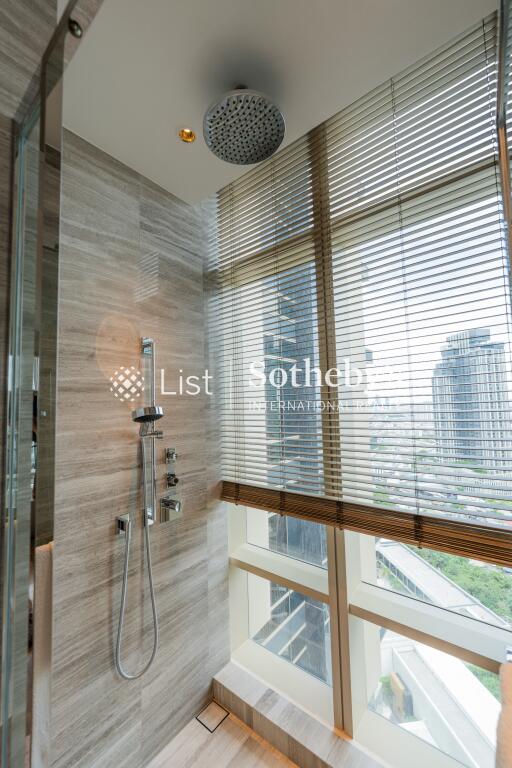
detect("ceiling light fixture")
[178,128,196,143]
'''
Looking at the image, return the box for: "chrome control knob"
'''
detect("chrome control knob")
[160,497,182,523]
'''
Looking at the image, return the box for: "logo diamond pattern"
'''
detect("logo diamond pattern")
[109,367,144,402]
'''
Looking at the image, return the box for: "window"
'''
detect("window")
[347,529,510,768]
[365,622,500,768]
[216,11,512,768]
[215,250,325,493]
[213,11,512,556]
[228,504,333,724]
[248,575,332,685]
[371,537,512,630]
[332,173,512,527]
[247,508,328,568]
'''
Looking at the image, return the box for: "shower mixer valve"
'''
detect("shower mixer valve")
[164,446,180,489]
[160,446,181,522]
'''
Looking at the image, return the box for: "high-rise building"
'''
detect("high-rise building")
[432,328,511,468]
[262,262,322,496]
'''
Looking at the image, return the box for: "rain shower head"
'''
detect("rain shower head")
[203,87,285,165]
[131,405,164,423]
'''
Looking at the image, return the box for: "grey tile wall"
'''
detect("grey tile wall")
[0,0,56,119]
[51,130,229,768]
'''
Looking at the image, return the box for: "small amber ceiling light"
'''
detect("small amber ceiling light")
[178,127,196,143]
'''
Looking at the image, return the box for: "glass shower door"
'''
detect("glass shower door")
[1,111,41,768]
[0,5,100,766]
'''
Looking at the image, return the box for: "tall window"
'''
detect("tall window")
[333,173,512,526]
[213,12,512,551]
[213,12,512,768]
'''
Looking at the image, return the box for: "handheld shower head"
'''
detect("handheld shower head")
[131,405,164,423]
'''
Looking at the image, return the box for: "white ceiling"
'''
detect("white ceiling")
[63,0,497,204]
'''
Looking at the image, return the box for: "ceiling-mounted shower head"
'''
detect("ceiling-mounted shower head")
[203,87,285,165]
[131,405,164,423]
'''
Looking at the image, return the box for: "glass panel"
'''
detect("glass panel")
[367,535,512,630]
[365,623,499,768]
[248,573,332,684]
[246,507,328,569]
[1,111,40,768]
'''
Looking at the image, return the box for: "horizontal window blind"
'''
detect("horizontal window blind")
[210,132,328,495]
[222,482,512,566]
[332,167,512,526]
[210,12,512,559]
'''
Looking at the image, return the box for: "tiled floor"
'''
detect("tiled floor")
[146,708,297,768]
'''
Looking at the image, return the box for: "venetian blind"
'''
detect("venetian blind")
[212,13,512,545]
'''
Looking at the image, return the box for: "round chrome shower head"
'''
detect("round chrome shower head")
[203,88,285,165]
[131,405,164,423]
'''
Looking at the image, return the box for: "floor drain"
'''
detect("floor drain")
[196,701,230,733]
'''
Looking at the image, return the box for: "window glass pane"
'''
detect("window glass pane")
[247,507,328,569]
[333,174,512,527]
[364,535,512,630]
[248,574,332,685]
[217,257,328,495]
[363,621,499,768]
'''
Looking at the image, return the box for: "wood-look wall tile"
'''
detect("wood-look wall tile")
[52,130,228,768]
[0,0,56,119]
[140,176,204,265]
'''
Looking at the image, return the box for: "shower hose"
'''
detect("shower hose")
[115,436,159,679]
